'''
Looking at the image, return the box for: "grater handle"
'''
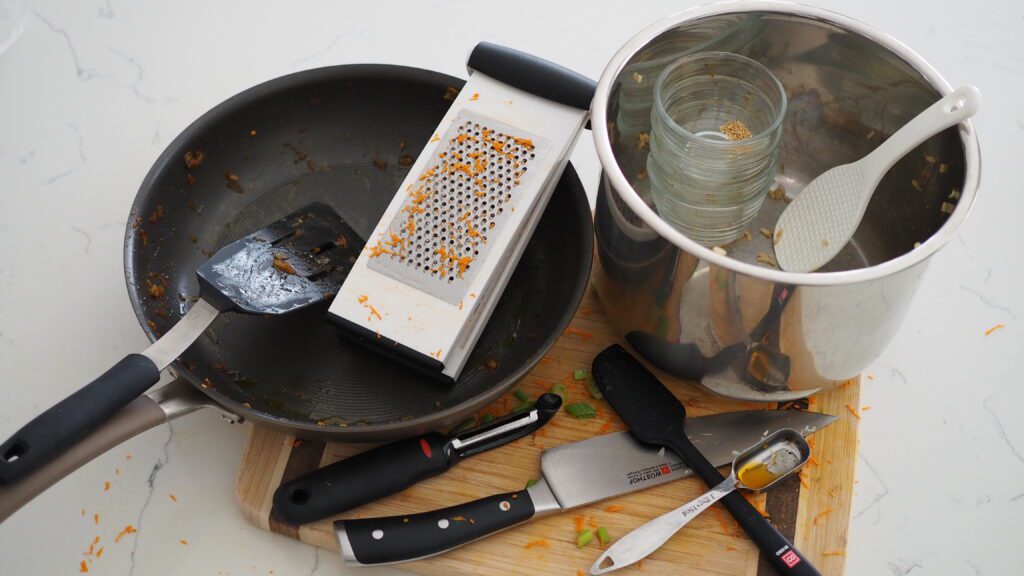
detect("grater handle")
[467,42,596,111]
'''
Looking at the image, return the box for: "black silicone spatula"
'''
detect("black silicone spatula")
[592,344,820,576]
[0,203,363,484]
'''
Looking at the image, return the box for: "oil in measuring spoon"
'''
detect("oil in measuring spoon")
[737,443,802,489]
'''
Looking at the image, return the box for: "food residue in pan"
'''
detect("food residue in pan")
[224,170,245,193]
[184,150,205,169]
[272,253,297,275]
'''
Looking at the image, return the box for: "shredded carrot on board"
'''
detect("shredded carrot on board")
[563,327,593,340]
[588,518,598,529]
[525,539,549,549]
[572,516,585,532]
[726,545,738,552]
[605,505,624,513]
[844,404,861,419]
[114,525,137,543]
[985,323,1005,336]
[578,570,585,576]
[709,505,734,536]
[597,421,614,434]
[799,470,811,489]
[823,551,846,557]
[813,508,835,525]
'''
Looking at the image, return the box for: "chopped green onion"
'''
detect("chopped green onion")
[574,369,587,381]
[596,526,610,546]
[586,379,604,400]
[480,413,495,424]
[551,383,568,403]
[565,402,598,419]
[451,416,476,434]
[513,389,530,403]
[525,478,537,489]
[576,528,594,548]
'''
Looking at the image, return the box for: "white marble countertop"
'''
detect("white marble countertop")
[1,0,1020,574]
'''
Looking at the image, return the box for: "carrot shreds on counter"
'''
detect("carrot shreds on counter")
[169,494,178,503]
[862,406,872,411]
[844,404,861,419]
[96,547,103,558]
[81,509,86,516]
[525,539,549,549]
[114,524,137,543]
[813,508,835,525]
[103,481,111,491]
[180,539,189,546]
[93,513,99,525]
[985,323,1005,336]
[368,305,382,321]
[80,560,89,573]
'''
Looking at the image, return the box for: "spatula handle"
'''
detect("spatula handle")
[664,434,820,576]
[863,85,980,180]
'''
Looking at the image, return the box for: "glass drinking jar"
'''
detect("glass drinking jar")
[647,51,786,246]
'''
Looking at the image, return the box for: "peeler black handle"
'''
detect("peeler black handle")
[467,42,596,111]
[273,394,561,525]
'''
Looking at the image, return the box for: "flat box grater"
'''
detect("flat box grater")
[328,42,595,383]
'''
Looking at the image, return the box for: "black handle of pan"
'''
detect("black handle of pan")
[0,354,160,484]
[467,42,596,111]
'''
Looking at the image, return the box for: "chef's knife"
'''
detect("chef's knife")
[274,394,562,525]
[592,344,820,576]
[333,409,835,566]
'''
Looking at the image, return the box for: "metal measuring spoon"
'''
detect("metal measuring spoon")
[590,428,811,575]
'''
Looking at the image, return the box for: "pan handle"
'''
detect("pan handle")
[0,354,161,484]
[0,378,212,522]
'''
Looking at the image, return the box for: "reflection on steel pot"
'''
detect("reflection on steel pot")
[590,2,981,401]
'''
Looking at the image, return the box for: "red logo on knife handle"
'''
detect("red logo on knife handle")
[420,438,432,459]
[781,550,801,568]
[659,464,671,475]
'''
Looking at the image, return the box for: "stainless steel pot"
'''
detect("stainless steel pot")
[590,1,981,401]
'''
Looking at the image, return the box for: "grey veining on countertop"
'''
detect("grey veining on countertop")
[0,0,1021,575]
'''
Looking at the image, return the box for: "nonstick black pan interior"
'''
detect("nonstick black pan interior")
[124,65,592,441]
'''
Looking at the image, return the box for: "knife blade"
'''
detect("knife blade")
[592,344,821,576]
[333,409,835,566]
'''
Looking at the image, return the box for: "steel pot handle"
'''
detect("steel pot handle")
[0,377,224,523]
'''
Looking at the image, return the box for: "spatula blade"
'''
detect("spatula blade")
[197,203,364,315]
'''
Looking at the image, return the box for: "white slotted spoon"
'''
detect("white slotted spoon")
[774,85,981,272]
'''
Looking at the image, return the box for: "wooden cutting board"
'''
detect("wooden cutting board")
[236,289,860,575]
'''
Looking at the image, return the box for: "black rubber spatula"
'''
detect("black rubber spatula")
[592,344,820,576]
[0,203,364,484]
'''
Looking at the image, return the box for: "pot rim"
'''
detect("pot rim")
[591,0,981,287]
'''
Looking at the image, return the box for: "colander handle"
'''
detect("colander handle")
[467,42,596,111]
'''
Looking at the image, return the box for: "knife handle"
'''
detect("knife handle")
[274,433,451,525]
[337,489,534,565]
[665,436,820,576]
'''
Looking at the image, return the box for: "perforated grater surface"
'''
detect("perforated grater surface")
[328,43,594,383]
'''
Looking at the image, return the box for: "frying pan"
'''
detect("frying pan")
[0,64,592,519]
